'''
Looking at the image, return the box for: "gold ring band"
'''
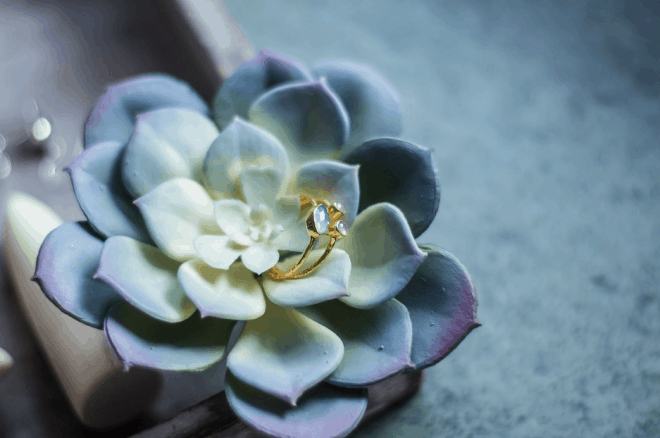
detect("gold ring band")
[266,196,348,281]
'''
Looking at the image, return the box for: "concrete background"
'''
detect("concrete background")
[222,1,660,437]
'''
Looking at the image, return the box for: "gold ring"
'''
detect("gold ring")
[266,195,348,281]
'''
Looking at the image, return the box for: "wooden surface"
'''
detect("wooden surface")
[133,372,424,438]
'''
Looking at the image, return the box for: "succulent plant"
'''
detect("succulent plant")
[33,49,480,438]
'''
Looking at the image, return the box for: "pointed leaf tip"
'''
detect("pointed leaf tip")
[343,138,440,237]
[341,203,427,309]
[34,221,121,329]
[249,80,350,165]
[300,298,413,388]
[397,245,480,370]
[226,372,367,438]
[227,303,344,405]
[105,302,236,372]
[313,60,402,147]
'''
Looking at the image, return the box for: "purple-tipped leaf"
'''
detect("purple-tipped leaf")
[105,302,236,371]
[33,221,121,328]
[249,79,350,164]
[313,61,403,148]
[66,141,153,244]
[225,372,367,438]
[85,73,208,148]
[300,299,413,388]
[343,138,440,238]
[213,49,313,129]
[396,245,480,370]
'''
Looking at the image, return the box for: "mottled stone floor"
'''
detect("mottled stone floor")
[223,1,660,437]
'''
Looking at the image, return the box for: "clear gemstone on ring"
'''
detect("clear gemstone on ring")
[336,221,348,236]
[333,201,343,212]
[313,204,329,234]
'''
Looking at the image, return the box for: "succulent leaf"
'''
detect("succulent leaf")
[95,236,195,323]
[227,303,344,406]
[270,197,309,252]
[204,117,289,199]
[239,166,284,209]
[293,160,360,226]
[121,108,219,198]
[85,73,208,148]
[249,79,350,166]
[178,260,265,320]
[135,178,220,261]
[213,49,313,129]
[193,235,243,270]
[300,299,413,387]
[343,138,440,237]
[240,244,280,275]
[262,249,351,307]
[341,203,427,309]
[225,372,367,438]
[313,61,403,148]
[105,302,236,371]
[396,245,481,370]
[33,221,121,329]
[66,141,153,244]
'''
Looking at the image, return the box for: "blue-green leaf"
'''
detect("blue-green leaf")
[343,138,440,237]
[270,197,309,252]
[66,141,153,244]
[178,260,265,320]
[204,117,289,199]
[240,166,284,208]
[135,178,220,261]
[293,160,360,225]
[341,203,427,309]
[226,372,367,438]
[122,108,219,198]
[212,49,313,129]
[313,61,402,147]
[300,299,413,387]
[396,245,480,370]
[95,236,195,323]
[85,73,208,148]
[33,222,121,329]
[262,249,351,307]
[105,302,236,371]
[249,79,350,166]
[227,303,343,405]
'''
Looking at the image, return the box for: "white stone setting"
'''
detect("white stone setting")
[336,221,348,236]
[313,204,329,234]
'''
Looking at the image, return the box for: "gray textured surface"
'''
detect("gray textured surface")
[223,1,660,437]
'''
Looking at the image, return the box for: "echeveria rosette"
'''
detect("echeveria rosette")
[31,50,479,438]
